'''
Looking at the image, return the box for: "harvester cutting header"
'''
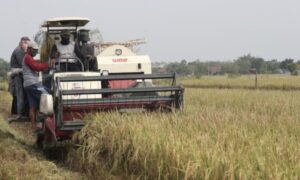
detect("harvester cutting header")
[33,17,184,147]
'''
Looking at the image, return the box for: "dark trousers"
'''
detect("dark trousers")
[10,75,28,116]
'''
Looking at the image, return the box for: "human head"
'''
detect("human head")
[19,36,30,51]
[78,29,90,43]
[60,30,71,45]
[27,41,39,57]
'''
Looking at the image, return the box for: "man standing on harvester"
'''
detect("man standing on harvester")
[23,41,55,131]
[50,30,85,72]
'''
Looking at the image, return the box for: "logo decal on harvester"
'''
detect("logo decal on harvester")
[112,58,127,62]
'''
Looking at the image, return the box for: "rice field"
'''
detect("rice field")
[1,77,300,179]
[67,88,300,179]
[180,74,300,90]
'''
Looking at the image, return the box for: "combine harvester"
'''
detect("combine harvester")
[35,17,184,148]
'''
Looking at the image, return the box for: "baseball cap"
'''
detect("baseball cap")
[28,41,39,49]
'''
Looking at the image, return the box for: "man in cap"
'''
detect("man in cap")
[50,30,85,72]
[8,36,30,121]
[23,41,56,131]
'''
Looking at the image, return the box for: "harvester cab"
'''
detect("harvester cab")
[36,17,184,148]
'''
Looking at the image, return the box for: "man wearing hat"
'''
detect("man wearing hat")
[8,36,31,121]
[23,41,55,131]
[50,30,85,72]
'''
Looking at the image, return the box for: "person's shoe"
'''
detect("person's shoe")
[32,128,43,136]
[19,116,30,121]
[7,115,20,123]
[34,128,42,134]
[7,115,29,123]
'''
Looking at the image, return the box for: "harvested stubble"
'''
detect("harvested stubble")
[68,88,300,179]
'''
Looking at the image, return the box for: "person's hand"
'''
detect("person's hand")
[55,52,60,58]
[86,55,92,60]
[50,58,57,65]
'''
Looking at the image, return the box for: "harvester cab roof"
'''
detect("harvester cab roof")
[41,17,90,34]
[41,17,90,41]
[41,17,90,27]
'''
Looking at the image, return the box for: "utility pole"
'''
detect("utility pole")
[250,68,257,88]
[207,61,210,76]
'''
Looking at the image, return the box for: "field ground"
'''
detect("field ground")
[0,76,299,179]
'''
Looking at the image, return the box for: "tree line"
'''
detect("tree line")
[0,54,300,80]
[153,54,300,76]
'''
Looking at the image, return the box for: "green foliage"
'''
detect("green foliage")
[157,54,284,76]
[280,58,294,73]
[234,54,266,74]
[166,60,190,76]
[265,59,280,74]
[0,58,9,79]
[287,63,298,75]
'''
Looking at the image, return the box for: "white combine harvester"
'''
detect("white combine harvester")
[35,17,184,148]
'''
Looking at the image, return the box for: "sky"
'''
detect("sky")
[1,0,300,62]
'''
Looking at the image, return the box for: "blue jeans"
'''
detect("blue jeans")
[24,83,49,109]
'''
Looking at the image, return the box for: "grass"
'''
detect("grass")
[67,88,300,179]
[0,81,8,91]
[0,91,85,180]
[180,74,300,90]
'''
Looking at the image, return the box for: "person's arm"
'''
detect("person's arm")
[10,49,17,68]
[24,54,49,71]
[50,45,59,59]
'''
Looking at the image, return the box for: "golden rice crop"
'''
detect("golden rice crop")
[40,35,55,62]
[67,88,300,179]
[181,74,300,90]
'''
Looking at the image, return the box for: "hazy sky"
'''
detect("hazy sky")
[1,0,300,62]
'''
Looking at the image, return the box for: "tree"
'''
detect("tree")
[234,56,251,74]
[280,59,294,73]
[234,54,267,74]
[265,59,280,74]
[287,63,298,75]
[165,60,190,76]
[220,62,239,74]
[0,58,9,80]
